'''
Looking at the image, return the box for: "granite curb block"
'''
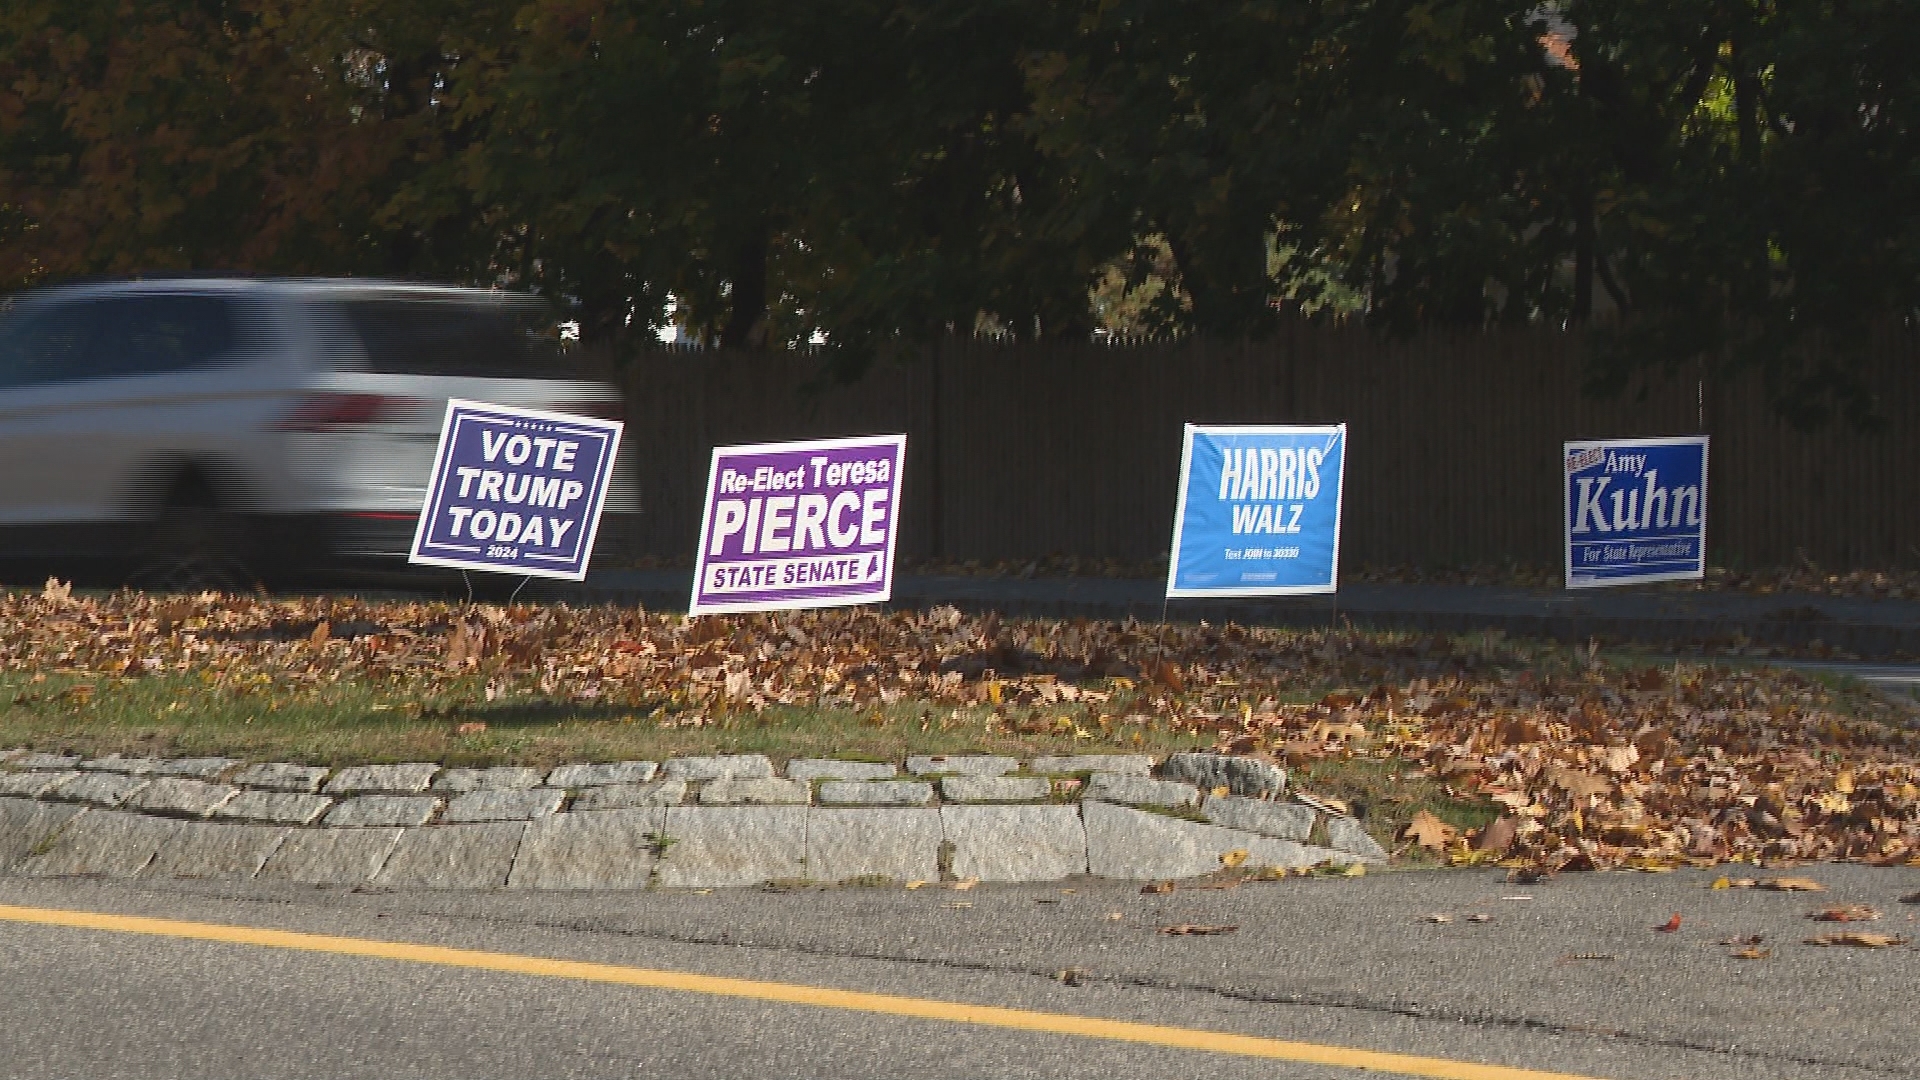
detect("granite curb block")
[259,828,403,884]
[805,808,941,882]
[123,778,238,818]
[817,780,934,807]
[0,770,78,798]
[443,788,566,823]
[323,795,441,828]
[571,780,686,810]
[508,808,664,890]
[1201,793,1317,840]
[906,755,1018,777]
[434,767,545,793]
[17,810,185,877]
[660,755,773,782]
[941,804,1088,881]
[654,806,808,888]
[1028,754,1154,776]
[939,776,1051,803]
[375,822,527,889]
[784,759,897,782]
[214,790,334,826]
[48,773,149,808]
[230,763,330,793]
[1082,800,1346,879]
[0,798,84,866]
[324,763,439,795]
[697,778,811,806]
[144,822,288,880]
[1159,753,1287,798]
[547,761,659,788]
[1083,774,1201,810]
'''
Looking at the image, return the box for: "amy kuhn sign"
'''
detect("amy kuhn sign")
[1166,423,1347,597]
[409,399,623,581]
[1564,435,1709,588]
[689,434,906,616]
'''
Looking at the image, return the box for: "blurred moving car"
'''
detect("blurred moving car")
[0,277,637,588]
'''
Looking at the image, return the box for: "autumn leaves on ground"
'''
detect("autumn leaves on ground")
[6,580,1918,870]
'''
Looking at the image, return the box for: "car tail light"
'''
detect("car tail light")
[273,392,419,432]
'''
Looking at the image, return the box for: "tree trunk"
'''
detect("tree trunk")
[721,224,769,350]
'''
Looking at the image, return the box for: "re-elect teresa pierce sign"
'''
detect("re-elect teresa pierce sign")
[1166,423,1347,597]
[409,399,623,581]
[689,434,906,616]
[1564,435,1708,589]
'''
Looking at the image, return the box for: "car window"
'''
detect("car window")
[0,301,93,388]
[0,293,241,388]
[85,294,240,379]
[336,298,578,379]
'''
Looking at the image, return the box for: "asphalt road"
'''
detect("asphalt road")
[2,864,1916,1080]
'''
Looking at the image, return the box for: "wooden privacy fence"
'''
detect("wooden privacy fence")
[616,323,1920,571]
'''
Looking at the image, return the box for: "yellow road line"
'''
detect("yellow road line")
[0,902,1603,1080]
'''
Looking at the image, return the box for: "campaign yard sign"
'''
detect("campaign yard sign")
[1166,423,1347,597]
[409,399,623,581]
[689,434,906,616]
[1564,435,1709,589]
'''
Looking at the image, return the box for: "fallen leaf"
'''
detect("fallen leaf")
[1475,816,1518,855]
[1220,849,1249,869]
[1159,924,1239,936]
[1655,913,1683,932]
[1211,785,1230,798]
[1467,913,1493,923]
[1720,934,1765,946]
[1104,912,1124,921]
[1809,905,1881,922]
[904,880,927,890]
[1141,880,1175,895]
[1056,967,1088,986]
[1709,876,1732,890]
[1421,913,1454,924]
[1731,946,1771,960]
[1760,877,1826,892]
[949,878,978,891]
[1403,810,1457,850]
[1805,932,1909,947]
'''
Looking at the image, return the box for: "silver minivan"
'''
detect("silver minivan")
[0,277,636,587]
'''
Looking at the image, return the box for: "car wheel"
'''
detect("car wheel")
[127,476,262,593]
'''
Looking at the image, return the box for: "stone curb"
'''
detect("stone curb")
[0,749,1385,890]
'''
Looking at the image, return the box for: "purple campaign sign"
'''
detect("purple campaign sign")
[409,398,623,581]
[690,434,906,615]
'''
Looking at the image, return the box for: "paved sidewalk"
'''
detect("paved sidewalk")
[560,570,1920,658]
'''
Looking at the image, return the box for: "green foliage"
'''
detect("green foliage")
[0,0,1913,419]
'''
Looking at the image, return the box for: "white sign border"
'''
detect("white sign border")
[406,397,624,582]
[688,432,908,617]
[1562,434,1709,590]
[1165,422,1347,599]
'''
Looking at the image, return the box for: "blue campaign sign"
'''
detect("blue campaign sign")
[409,399,624,581]
[1166,424,1347,597]
[1564,435,1709,588]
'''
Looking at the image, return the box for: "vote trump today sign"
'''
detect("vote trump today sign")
[409,399,623,581]
[689,434,906,616]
